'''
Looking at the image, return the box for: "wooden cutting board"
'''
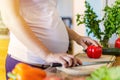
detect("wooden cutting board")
[57,53,116,76]
[75,53,115,67]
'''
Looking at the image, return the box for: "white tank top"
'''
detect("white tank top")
[8,0,69,64]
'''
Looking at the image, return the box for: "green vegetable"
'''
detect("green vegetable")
[102,48,120,55]
[86,66,120,80]
[109,66,120,80]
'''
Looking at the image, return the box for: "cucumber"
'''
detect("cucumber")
[102,48,120,55]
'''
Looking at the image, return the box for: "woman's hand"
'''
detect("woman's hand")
[76,36,100,49]
[65,27,100,49]
[46,53,82,68]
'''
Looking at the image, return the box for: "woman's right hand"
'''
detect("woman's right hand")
[46,53,82,68]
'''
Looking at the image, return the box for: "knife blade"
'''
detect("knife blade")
[81,60,115,66]
[30,60,115,69]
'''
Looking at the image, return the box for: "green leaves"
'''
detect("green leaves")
[103,0,120,38]
[86,66,120,80]
[76,14,84,25]
[76,1,102,40]
[109,67,120,80]
[76,0,120,47]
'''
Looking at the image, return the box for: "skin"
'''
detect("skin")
[0,0,99,67]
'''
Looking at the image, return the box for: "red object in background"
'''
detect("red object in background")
[115,38,120,48]
[86,45,102,58]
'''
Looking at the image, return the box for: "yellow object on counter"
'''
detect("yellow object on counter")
[0,37,9,80]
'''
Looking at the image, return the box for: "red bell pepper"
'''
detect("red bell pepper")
[86,45,102,58]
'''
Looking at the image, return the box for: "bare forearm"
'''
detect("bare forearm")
[66,27,99,49]
[66,27,81,42]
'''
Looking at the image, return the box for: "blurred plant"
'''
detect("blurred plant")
[102,0,120,47]
[76,0,120,48]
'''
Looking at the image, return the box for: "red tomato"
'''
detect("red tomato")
[43,76,61,80]
[115,38,120,48]
[86,45,102,58]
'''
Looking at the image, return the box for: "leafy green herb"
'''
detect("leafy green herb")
[103,0,120,38]
[76,0,120,47]
[76,1,102,40]
[86,66,120,80]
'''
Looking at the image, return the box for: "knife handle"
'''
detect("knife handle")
[51,63,62,67]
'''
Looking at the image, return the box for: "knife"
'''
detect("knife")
[30,63,62,69]
[30,60,115,69]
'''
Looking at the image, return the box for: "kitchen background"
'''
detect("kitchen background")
[57,0,117,54]
[0,0,118,79]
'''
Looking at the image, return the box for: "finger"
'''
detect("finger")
[67,55,76,67]
[72,58,82,67]
[72,58,77,67]
[67,54,74,58]
[94,40,101,46]
[67,55,78,67]
[58,57,68,68]
[85,41,92,46]
[62,56,73,67]
[76,58,82,65]
[86,38,98,46]
[80,41,88,49]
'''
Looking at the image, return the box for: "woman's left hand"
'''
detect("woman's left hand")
[76,36,100,49]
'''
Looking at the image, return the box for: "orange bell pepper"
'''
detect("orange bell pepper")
[8,63,46,80]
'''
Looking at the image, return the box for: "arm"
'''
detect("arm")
[0,0,51,59]
[66,27,99,49]
[0,0,82,67]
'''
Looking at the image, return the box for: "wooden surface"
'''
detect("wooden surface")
[46,54,120,80]
[113,56,120,66]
